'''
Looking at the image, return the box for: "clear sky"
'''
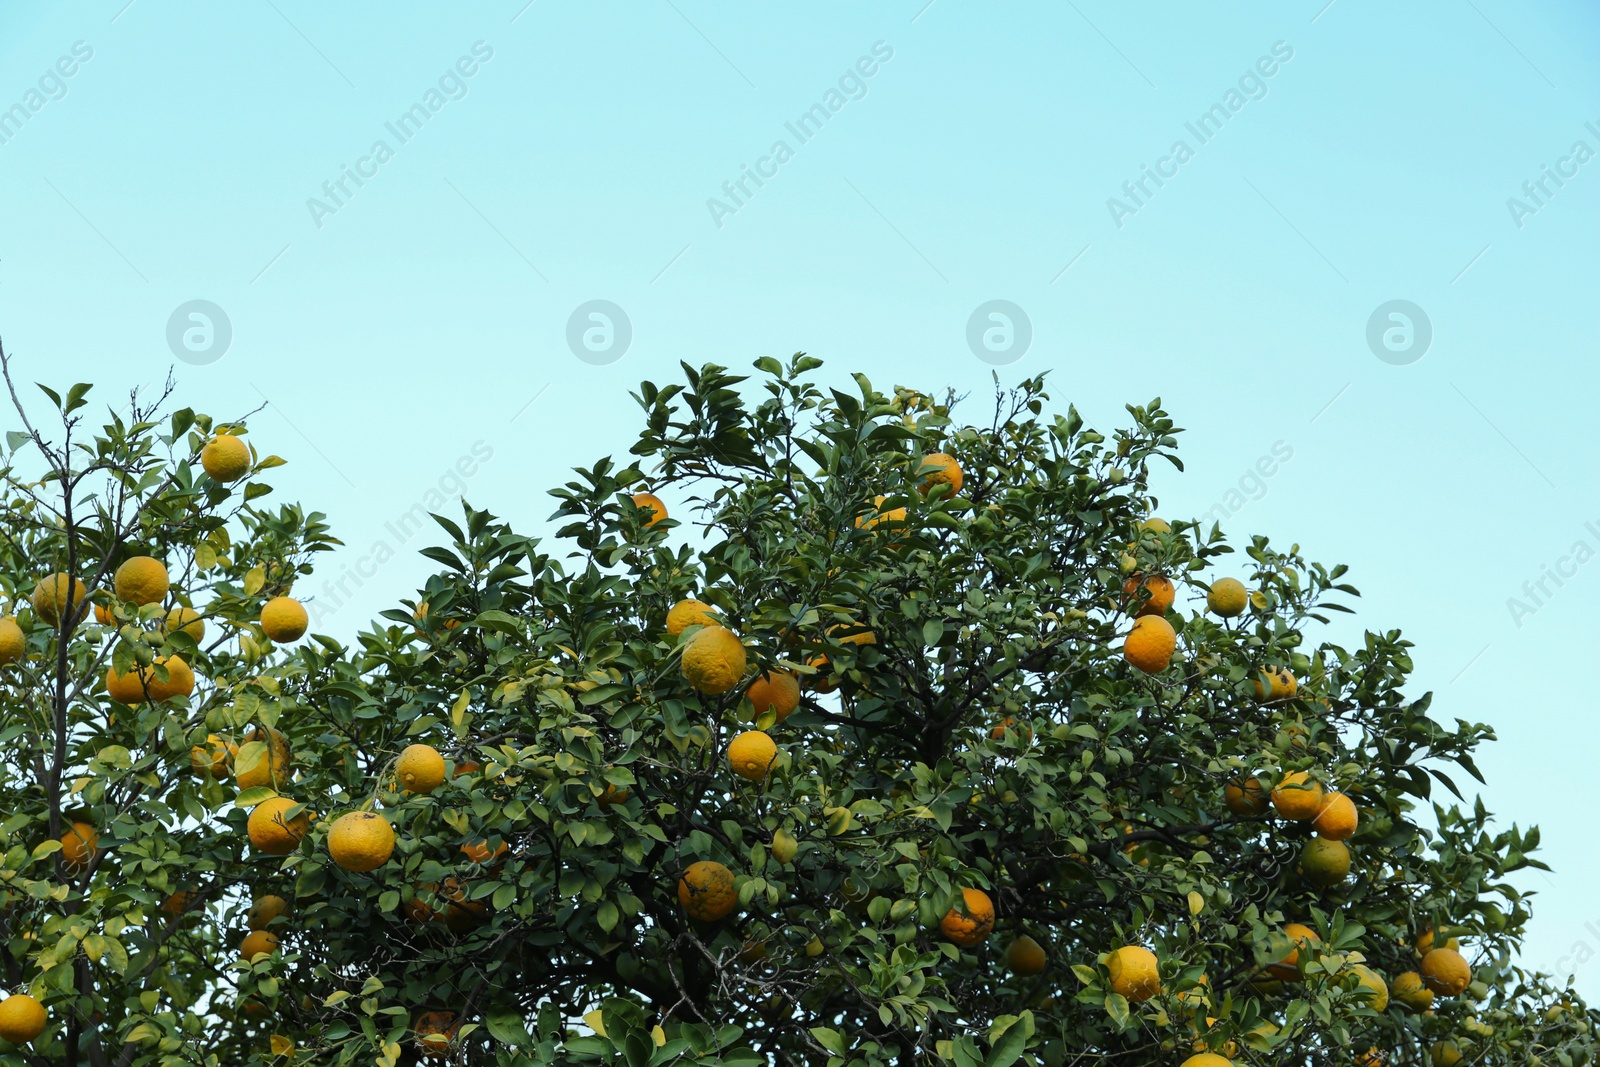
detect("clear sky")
[1,0,1596,993]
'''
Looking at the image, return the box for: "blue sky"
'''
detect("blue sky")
[2,0,1597,991]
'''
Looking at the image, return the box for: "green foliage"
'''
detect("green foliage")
[0,354,1593,1066]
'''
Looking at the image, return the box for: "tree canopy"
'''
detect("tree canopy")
[0,349,1592,1067]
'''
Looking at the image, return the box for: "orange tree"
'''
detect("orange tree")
[262,356,1592,1066]
[0,344,337,1066]
[2,349,1594,1066]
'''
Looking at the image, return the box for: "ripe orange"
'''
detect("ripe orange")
[201,433,252,482]
[1122,573,1175,616]
[1267,922,1320,980]
[248,895,288,930]
[990,716,1033,742]
[60,821,98,872]
[630,493,668,526]
[1139,518,1171,534]
[0,615,24,666]
[666,598,718,636]
[681,625,747,694]
[415,1011,459,1059]
[727,730,778,781]
[1271,772,1325,820]
[327,811,395,872]
[1312,793,1359,841]
[1300,838,1351,888]
[1123,615,1176,673]
[1392,970,1433,1011]
[236,726,292,790]
[1206,577,1249,617]
[1180,1054,1233,1067]
[855,495,908,537]
[1106,945,1160,1002]
[163,606,205,642]
[1253,667,1298,702]
[190,734,237,778]
[939,888,995,947]
[113,556,169,606]
[161,890,196,917]
[396,744,446,793]
[461,838,509,865]
[259,597,307,643]
[1223,777,1270,817]
[918,452,963,497]
[32,574,88,627]
[677,860,737,921]
[597,783,630,808]
[1005,934,1046,976]
[1420,948,1471,996]
[0,993,48,1043]
[240,930,279,962]
[1353,965,1389,1011]
[746,670,800,721]
[248,797,311,855]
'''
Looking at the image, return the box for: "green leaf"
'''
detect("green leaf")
[484,1009,530,1047]
[810,1028,845,1054]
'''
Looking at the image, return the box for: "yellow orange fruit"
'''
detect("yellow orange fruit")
[248,797,311,855]
[460,838,509,865]
[396,744,446,793]
[1005,934,1046,976]
[1122,573,1175,616]
[1353,965,1389,1011]
[236,727,292,790]
[1206,577,1249,617]
[630,493,667,526]
[1431,1041,1463,1067]
[327,811,395,872]
[1106,945,1160,1002]
[854,494,907,532]
[113,556,169,605]
[1393,970,1433,1011]
[248,895,288,930]
[0,615,25,666]
[771,827,798,865]
[1300,838,1351,888]
[1420,948,1471,996]
[1139,518,1171,534]
[1180,1054,1233,1067]
[1123,615,1176,673]
[727,730,777,781]
[32,574,87,626]
[666,598,718,636]
[163,606,205,642]
[918,452,964,497]
[677,860,737,921]
[60,821,98,872]
[746,670,800,721]
[1268,922,1321,980]
[681,625,747,695]
[939,888,995,947]
[1313,792,1360,841]
[259,597,307,643]
[1271,772,1325,820]
[415,1012,459,1059]
[240,930,279,962]
[201,433,252,482]
[190,734,237,778]
[1253,667,1298,702]
[1223,777,1270,817]
[0,993,48,1043]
